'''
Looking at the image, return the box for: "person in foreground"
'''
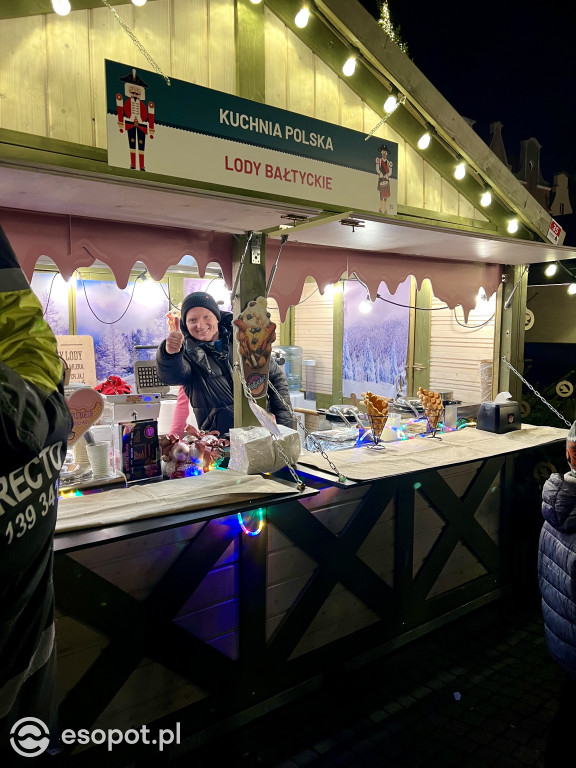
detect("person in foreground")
[537,426,576,767]
[0,226,72,762]
[156,291,293,435]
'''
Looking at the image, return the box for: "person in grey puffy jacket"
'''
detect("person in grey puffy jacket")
[538,460,576,766]
[156,291,293,436]
[538,470,576,675]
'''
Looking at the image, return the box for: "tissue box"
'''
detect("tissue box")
[476,401,521,434]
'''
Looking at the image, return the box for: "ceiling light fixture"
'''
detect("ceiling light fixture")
[507,218,519,234]
[294,6,310,28]
[454,162,466,180]
[342,56,357,77]
[480,188,492,207]
[51,0,71,15]
[544,263,558,277]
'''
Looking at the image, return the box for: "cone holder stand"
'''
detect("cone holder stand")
[366,414,388,450]
[424,408,444,440]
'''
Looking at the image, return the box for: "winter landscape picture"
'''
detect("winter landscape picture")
[31,272,70,335]
[183,276,232,312]
[343,279,410,399]
[75,278,169,386]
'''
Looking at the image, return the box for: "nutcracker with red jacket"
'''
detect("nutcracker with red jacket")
[116,68,155,172]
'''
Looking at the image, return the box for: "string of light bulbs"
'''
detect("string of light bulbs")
[287,1,523,236]
[51,0,147,14]
[542,260,576,295]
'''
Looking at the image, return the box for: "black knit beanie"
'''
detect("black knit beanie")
[180,291,221,334]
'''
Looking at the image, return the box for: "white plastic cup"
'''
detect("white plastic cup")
[87,441,111,478]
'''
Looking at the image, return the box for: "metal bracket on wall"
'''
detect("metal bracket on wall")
[251,233,262,265]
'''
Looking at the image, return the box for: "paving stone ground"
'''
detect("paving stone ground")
[170,592,563,768]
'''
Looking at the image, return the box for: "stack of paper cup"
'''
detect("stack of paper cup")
[86,441,111,478]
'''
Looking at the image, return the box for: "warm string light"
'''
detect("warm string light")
[131,0,147,6]
[342,56,357,77]
[52,0,71,15]
[480,189,492,207]
[294,6,310,28]
[507,219,519,234]
[454,162,466,180]
[417,131,431,150]
[358,296,373,314]
[544,263,558,277]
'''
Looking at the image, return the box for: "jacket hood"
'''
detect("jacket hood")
[542,472,576,533]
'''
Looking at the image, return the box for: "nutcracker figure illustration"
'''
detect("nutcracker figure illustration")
[116,68,155,171]
[375,144,393,214]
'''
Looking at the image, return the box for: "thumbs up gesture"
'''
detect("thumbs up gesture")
[166,330,184,355]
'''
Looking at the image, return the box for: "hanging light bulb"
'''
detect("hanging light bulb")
[51,0,71,15]
[131,0,147,5]
[342,56,357,77]
[544,263,558,277]
[417,131,431,150]
[507,218,519,234]
[480,189,492,207]
[568,283,576,296]
[454,162,466,180]
[294,7,310,28]
[383,94,398,114]
[359,296,373,314]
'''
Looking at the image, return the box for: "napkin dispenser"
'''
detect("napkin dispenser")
[476,393,521,434]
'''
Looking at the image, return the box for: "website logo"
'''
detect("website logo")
[10,717,50,758]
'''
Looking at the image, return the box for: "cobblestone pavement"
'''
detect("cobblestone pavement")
[178,593,562,768]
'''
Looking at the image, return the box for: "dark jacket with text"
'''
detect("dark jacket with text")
[0,227,72,748]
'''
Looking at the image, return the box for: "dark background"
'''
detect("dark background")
[358,0,576,183]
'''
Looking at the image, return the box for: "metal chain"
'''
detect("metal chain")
[101,0,171,85]
[268,380,348,484]
[501,356,571,427]
[364,115,388,141]
[232,336,306,490]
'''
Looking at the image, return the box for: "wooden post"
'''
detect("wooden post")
[232,234,267,428]
[332,281,344,404]
[412,279,432,395]
[497,264,528,402]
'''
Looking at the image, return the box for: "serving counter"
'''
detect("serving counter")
[53,425,567,765]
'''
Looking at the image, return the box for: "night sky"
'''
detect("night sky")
[358,0,576,183]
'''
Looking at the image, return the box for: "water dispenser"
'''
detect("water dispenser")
[276,345,303,392]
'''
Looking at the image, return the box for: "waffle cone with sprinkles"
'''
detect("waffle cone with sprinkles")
[417,387,443,430]
[362,391,391,437]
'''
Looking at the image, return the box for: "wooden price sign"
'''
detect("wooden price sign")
[56,335,97,388]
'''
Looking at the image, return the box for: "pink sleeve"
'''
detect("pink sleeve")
[170,386,190,435]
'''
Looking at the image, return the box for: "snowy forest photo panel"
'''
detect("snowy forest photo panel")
[343,279,410,399]
[75,278,169,386]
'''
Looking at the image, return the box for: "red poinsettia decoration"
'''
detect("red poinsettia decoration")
[95,375,132,395]
[185,425,229,470]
